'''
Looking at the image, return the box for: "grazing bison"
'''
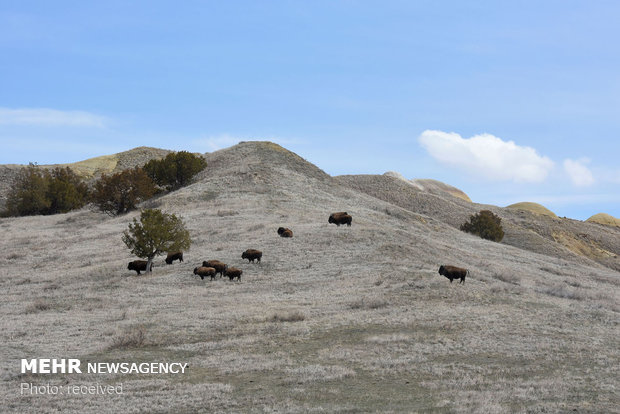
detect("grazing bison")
[224,267,242,281]
[438,265,468,284]
[328,212,352,226]
[277,227,293,238]
[202,260,228,277]
[165,251,184,264]
[127,260,151,275]
[242,249,262,263]
[193,266,217,281]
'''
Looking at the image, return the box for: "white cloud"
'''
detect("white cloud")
[0,107,107,127]
[563,158,595,187]
[418,130,554,183]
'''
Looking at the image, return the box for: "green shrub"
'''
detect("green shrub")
[46,167,89,214]
[460,210,504,242]
[91,167,156,216]
[143,151,207,191]
[122,208,192,273]
[4,164,50,216]
[3,165,88,216]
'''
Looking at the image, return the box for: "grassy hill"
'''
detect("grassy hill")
[506,201,558,218]
[587,212,620,228]
[1,141,618,413]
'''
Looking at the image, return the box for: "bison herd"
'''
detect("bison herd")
[186,250,260,282]
[127,211,469,286]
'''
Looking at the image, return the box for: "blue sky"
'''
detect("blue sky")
[1,1,619,220]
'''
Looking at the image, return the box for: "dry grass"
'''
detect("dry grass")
[1,141,619,413]
[25,299,52,314]
[268,311,306,322]
[492,271,521,285]
[586,212,620,227]
[108,325,147,349]
[216,209,239,217]
[506,201,558,217]
[349,297,389,310]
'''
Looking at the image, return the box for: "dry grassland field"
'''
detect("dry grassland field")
[1,142,619,413]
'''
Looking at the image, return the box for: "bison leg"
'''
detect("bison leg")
[449,277,453,283]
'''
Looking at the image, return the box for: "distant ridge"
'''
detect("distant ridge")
[0,146,172,209]
[586,213,620,228]
[506,202,557,218]
[60,146,172,178]
[383,172,471,202]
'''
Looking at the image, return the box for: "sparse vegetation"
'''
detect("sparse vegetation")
[109,325,147,349]
[540,285,587,300]
[91,167,156,215]
[350,297,389,310]
[269,311,306,322]
[216,210,239,217]
[25,299,52,313]
[493,271,520,285]
[122,208,191,273]
[143,151,207,191]
[460,209,505,242]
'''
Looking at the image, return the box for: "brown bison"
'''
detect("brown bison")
[224,267,242,281]
[242,249,262,263]
[328,212,352,226]
[127,260,151,275]
[165,251,183,264]
[194,266,217,281]
[277,227,293,238]
[202,260,228,277]
[438,265,468,284]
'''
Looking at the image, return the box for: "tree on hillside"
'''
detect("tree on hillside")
[46,167,89,214]
[143,151,207,191]
[460,210,505,242]
[3,164,50,217]
[122,209,191,274]
[3,164,88,216]
[91,168,156,216]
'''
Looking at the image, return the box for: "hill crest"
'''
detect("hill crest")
[586,212,620,228]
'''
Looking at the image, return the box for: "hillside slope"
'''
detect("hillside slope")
[336,174,620,272]
[1,141,618,413]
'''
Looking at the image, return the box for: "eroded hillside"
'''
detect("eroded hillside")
[1,141,618,413]
[336,173,620,272]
